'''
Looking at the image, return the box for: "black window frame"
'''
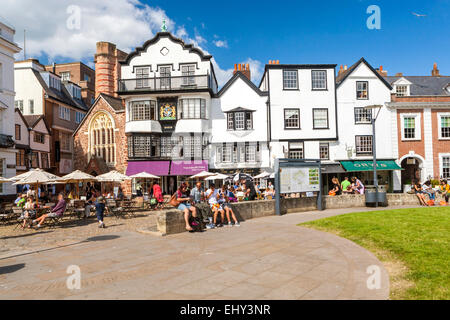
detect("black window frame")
[319,142,330,160]
[356,81,369,100]
[15,124,21,140]
[355,135,373,156]
[226,111,254,131]
[283,69,299,90]
[284,108,301,130]
[311,70,328,91]
[288,141,304,159]
[312,108,329,129]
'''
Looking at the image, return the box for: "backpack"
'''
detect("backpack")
[189,216,204,233]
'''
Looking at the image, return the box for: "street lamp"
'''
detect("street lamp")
[364,104,383,207]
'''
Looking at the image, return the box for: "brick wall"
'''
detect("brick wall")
[432,109,450,178]
[73,96,131,195]
[397,109,425,159]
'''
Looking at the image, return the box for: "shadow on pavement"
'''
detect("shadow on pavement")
[86,235,120,242]
[0,263,25,275]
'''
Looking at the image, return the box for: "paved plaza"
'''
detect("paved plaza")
[0,207,414,300]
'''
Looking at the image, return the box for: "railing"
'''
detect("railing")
[0,134,15,148]
[118,75,211,93]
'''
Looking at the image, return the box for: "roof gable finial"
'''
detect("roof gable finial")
[160,18,168,32]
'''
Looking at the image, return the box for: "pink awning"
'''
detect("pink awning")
[126,161,170,176]
[170,160,208,176]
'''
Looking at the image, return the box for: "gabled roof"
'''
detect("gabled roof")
[23,115,51,133]
[385,75,450,96]
[73,93,124,136]
[225,107,257,113]
[120,32,212,66]
[336,57,392,90]
[217,71,268,98]
[15,108,29,127]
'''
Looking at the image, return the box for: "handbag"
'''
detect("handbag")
[169,193,180,208]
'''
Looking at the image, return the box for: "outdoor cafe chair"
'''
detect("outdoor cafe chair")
[0,204,15,225]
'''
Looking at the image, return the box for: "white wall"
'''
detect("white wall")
[332,63,393,161]
[14,62,44,115]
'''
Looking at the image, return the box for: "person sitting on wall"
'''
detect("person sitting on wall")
[422,180,436,203]
[190,181,210,224]
[32,193,66,228]
[175,183,198,232]
[341,177,352,194]
[351,177,365,195]
[219,184,240,227]
[241,178,257,201]
[205,183,225,229]
[329,177,342,196]
[412,180,428,206]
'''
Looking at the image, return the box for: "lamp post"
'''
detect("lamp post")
[364,105,383,207]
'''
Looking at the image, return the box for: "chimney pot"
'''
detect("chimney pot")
[432,62,440,76]
[344,65,348,70]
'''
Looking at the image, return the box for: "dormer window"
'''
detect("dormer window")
[72,86,81,99]
[396,85,408,97]
[49,76,61,91]
[226,108,253,131]
[61,72,71,81]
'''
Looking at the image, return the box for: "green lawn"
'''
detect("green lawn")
[301,207,450,300]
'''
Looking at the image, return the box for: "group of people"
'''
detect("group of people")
[412,179,450,206]
[14,192,67,229]
[172,178,261,232]
[328,176,365,196]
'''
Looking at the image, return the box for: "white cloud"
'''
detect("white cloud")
[213,40,228,48]
[2,0,263,87]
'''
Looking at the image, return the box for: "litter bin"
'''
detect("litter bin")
[365,186,388,207]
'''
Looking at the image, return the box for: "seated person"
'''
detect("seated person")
[219,185,240,227]
[175,183,198,232]
[412,180,428,206]
[22,196,37,229]
[241,178,257,201]
[15,193,26,207]
[206,183,225,229]
[116,187,125,201]
[32,193,66,228]
[341,177,352,194]
[85,190,97,218]
[39,191,50,203]
[422,180,436,201]
[438,179,450,203]
[329,177,342,196]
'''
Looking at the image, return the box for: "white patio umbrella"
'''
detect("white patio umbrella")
[0,177,11,183]
[232,172,253,182]
[205,173,230,181]
[128,172,160,179]
[254,171,272,179]
[13,169,61,205]
[57,170,96,199]
[96,170,131,182]
[189,170,216,180]
[9,168,40,182]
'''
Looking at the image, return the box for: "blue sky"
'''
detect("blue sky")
[3,0,449,86]
[145,0,449,76]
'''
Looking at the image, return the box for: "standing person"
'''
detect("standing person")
[174,183,198,232]
[95,196,107,228]
[32,193,66,228]
[205,183,225,229]
[341,177,352,194]
[438,179,450,203]
[136,182,143,197]
[116,187,124,201]
[190,181,210,223]
[152,182,164,209]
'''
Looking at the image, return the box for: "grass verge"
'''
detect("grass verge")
[300,207,450,300]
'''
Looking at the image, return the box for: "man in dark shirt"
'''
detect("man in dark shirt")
[32,193,66,228]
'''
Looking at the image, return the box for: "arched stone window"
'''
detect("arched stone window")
[89,112,116,165]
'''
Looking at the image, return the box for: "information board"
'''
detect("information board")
[279,167,320,193]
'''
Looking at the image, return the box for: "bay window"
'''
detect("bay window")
[179,98,206,119]
[130,100,157,121]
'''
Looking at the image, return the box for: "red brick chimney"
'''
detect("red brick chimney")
[376,65,388,77]
[94,42,127,98]
[432,62,440,77]
[233,63,251,81]
[338,65,344,76]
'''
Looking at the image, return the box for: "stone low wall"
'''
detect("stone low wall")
[155,193,426,235]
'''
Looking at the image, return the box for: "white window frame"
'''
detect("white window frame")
[400,113,421,141]
[29,99,34,114]
[283,70,298,90]
[439,153,450,179]
[311,70,327,90]
[136,67,150,88]
[61,72,71,82]
[395,84,409,97]
[438,113,450,140]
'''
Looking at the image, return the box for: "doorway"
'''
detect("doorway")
[401,157,422,185]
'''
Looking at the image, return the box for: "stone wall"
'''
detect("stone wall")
[155,193,427,236]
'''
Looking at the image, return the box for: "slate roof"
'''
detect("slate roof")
[101,93,125,111]
[32,70,89,111]
[385,75,450,96]
[217,71,268,98]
